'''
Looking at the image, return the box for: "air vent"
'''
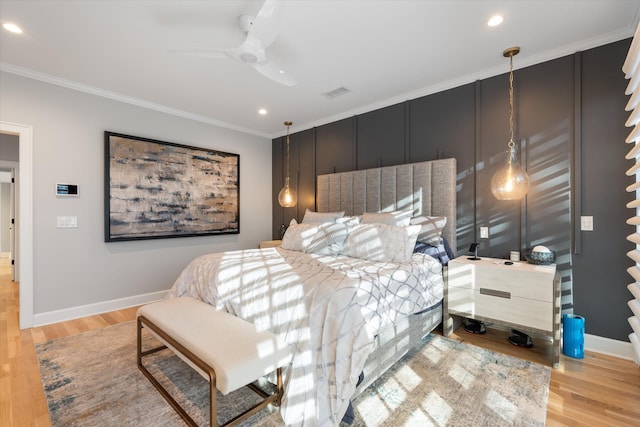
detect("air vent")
[322,86,351,99]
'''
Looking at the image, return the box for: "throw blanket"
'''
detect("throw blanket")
[167,247,443,426]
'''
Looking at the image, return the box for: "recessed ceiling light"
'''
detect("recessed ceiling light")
[3,23,23,34]
[488,15,503,27]
[258,108,267,115]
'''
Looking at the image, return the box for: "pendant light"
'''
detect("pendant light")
[490,46,529,200]
[278,120,297,207]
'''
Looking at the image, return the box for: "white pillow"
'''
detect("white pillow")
[280,220,317,252]
[280,219,348,255]
[301,208,345,224]
[410,216,447,246]
[341,223,421,262]
[305,222,349,256]
[361,210,412,226]
[336,215,361,226]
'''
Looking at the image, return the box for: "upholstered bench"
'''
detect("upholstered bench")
[137,297,291,427]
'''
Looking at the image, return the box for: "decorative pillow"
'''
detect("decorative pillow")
[410,216,447,246]
[336,215,361,226]
[280,219,318,252]
[413,237,455,265]
[281,219,349,255]
[361,210,412,226]
[301,208,345,224]
[305,222,349,256]
[341,223,421,262]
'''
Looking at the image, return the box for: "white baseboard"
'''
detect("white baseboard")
[33,290,167,327]
[585,333,636,362]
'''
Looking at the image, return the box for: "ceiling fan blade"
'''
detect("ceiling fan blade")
[249,0,285,48]
[253,60,297,86]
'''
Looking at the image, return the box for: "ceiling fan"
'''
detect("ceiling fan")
[175,0,297,87]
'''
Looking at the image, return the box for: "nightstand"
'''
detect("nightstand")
[443,256,561,367]
[259,240,282,249]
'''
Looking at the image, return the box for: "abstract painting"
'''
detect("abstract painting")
[104,132,239,241]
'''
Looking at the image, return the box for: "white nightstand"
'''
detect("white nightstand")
[444,256,561,367]
[259,240,282,249]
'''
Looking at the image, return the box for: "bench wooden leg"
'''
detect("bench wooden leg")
[138,316,216,427]
[137,315,284,427]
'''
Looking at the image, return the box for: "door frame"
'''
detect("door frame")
[0,121,33,329]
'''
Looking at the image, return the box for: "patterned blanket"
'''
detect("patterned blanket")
[167,247,443,426]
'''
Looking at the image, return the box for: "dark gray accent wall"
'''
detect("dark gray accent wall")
[272,137,283,239]
[407,83,478,255]
[315,117,355,175]
[573,39,635,340]
[272,39,634,341]
[356,103,406,169]
[293,129,316,220]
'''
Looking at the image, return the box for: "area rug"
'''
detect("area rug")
[36,321,550,426]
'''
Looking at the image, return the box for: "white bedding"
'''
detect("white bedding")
[166,247,443,427]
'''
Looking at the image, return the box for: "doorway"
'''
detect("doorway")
[0,161,18,281]
[0,121,34,329]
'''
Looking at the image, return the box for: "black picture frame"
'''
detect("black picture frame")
[104,131,240,242]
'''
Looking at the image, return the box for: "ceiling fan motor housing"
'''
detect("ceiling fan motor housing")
[238,14,254,33]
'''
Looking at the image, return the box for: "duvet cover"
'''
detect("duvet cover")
[166,247,443,427]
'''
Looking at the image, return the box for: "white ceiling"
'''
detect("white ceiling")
[1,0,639,139]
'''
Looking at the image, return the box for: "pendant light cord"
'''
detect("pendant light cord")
[508,53,515,148]
[285,121,292,179]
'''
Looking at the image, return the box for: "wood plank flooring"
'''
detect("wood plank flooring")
[1,254,639,426]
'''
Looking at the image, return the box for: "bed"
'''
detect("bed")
[166,158,457,427]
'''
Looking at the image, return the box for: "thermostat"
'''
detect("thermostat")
[56,183,79,197]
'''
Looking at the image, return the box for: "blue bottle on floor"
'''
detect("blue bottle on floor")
[562,314,585,359]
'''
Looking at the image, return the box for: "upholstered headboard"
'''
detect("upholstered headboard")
[316,158,457,250]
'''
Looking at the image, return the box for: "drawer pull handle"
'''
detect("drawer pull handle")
[480,288,511,299]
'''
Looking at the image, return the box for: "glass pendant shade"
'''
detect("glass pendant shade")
[490,143,529,200]
[278,176,297,207]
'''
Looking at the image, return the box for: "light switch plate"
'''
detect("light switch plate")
[480,227,489,238]
[581,216,593,231]
[57,216,78,228]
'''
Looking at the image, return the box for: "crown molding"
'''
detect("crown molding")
[0,63,271,139]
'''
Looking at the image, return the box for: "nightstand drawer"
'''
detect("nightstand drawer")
[447,286,552,331]
[447,259,554,302]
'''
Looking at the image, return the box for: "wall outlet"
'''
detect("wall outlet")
[581,216,593,231]
[480,227,489,238]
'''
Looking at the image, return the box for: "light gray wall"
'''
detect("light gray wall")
[0,72,272,314]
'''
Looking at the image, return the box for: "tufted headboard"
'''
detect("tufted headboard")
[316,158,457,250]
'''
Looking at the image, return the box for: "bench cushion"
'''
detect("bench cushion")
[137,296,291,394]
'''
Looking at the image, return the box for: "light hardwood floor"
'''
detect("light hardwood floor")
[1,256,639,426]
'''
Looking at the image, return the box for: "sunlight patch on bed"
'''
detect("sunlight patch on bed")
[286,369,315,398]
[484,389,518,422]
[422,391,452,426]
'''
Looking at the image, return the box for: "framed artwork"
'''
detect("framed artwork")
[104,131,239,242]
